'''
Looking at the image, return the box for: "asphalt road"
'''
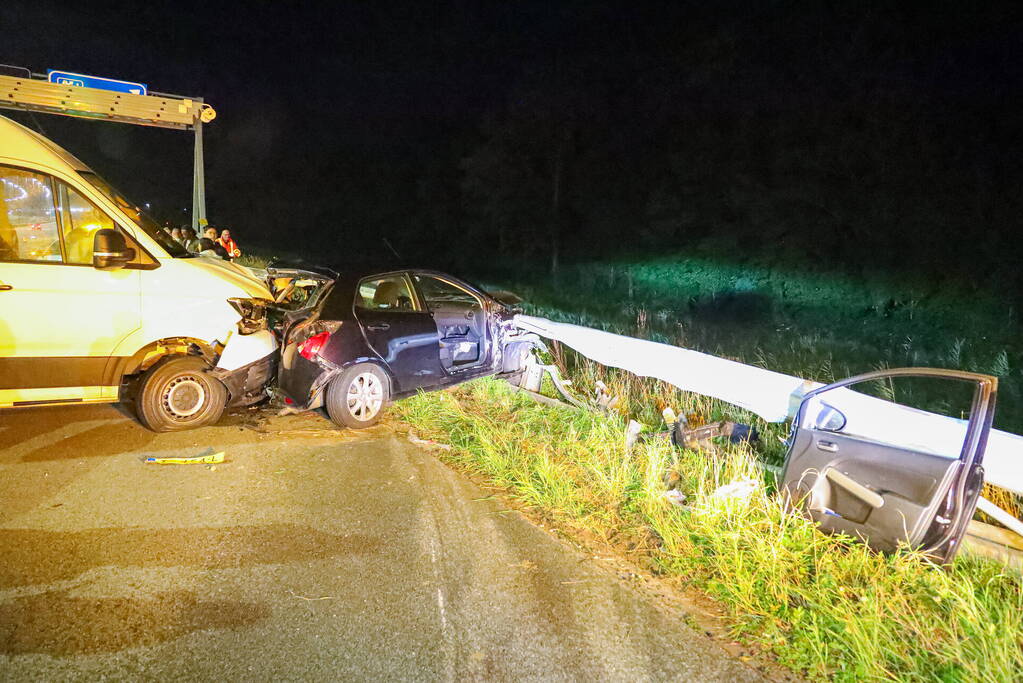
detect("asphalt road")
[0,401,767,682]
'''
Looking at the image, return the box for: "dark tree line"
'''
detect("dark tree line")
[399,3,1021,295]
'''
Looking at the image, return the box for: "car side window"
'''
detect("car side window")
[412,274,479,310]
[801,375,976,459]
[356,275,418,311]
[0,165,62,263]
[59,183,116,264]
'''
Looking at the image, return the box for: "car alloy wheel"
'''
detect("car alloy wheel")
[325,363,390,429]
[347,371,384,422]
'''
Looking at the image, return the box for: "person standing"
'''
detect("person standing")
[181,227,200,253]
[196,237,221,258]
[217,229,241,259]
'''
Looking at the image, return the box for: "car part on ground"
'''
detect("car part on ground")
[670,419,759,450]
[781,367,995,563]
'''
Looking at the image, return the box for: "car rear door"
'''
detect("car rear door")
[781,368,996,562]
[354,272,445,392]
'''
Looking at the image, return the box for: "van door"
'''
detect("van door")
[781,368,996,563]
[0,165,143,405]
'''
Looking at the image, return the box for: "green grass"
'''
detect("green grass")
[396,378,1023,681]
[391,253,1023,680]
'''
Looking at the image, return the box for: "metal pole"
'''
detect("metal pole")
[192,97,206,231]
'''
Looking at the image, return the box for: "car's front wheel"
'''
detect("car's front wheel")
[325,363,390,429]
[135,356,228,432]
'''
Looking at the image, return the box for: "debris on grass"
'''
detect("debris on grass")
[624,419,643,454]
[663,489,688,506]
[594,379,620,413]
[710,478,760,501]
[671,418,759,451]
[408,431,453,450]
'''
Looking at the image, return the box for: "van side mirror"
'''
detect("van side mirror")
[93,229,135,270]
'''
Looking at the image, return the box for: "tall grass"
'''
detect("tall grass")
[396,379,1023,681]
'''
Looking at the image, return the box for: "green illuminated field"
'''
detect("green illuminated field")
[486,254,1022,432]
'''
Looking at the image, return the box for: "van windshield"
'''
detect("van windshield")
[79,171,191,258]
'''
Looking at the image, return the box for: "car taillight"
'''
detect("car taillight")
[298,331,331,361]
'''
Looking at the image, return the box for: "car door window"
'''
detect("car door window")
[0,165,62,263]
[412,274,479,309]
[801,375,976,459]
[59,183,117,264]
[356,275,418,311]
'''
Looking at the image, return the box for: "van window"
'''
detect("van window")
[79,171,189,258]
[60,184,116,264]
[0,165,62,263]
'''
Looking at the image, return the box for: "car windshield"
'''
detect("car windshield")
[79,171,191,257]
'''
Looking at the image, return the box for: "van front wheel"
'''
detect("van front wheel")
[135,356,227,432]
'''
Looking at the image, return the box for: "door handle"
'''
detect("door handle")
[0,283,12,291]
[366,323,390,332]
[816,440,839,452]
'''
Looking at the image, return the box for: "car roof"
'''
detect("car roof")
[316,267,492,320]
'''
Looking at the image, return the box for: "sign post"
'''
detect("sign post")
[192,97,207,232]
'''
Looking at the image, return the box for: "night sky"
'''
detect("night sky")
[2,1,1020,280]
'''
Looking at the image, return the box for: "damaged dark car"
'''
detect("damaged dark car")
[258,266,538,428]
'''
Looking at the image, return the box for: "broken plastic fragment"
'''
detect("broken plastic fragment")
[711,479,760,501]
[663,489,687,506]
[145,450,225,465]
[624,420,643,454]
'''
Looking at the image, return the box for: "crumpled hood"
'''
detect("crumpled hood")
[178,256,273,299]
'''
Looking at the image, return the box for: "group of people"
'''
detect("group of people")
[164,224,241,260]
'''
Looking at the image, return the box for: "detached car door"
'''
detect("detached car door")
[354,272,445,392]
[781,368,996,562]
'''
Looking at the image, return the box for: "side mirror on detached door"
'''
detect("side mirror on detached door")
[93,229,135,271]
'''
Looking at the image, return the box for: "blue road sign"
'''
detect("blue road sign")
[47,69,148,95]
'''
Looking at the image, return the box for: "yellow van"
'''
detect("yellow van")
[0,114,277,431]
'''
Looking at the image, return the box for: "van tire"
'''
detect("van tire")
[135,356,227,432]
[325,363,390,429]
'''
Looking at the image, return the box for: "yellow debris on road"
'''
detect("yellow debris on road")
[145,451,225,465]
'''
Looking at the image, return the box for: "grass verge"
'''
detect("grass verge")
[396,377,1023,682]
